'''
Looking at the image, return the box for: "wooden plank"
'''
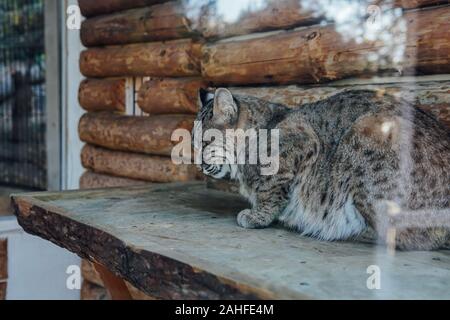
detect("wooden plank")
[78,0,168,18]
[81,2,199,47]
[11,184,450,299]
[230,80,450,128]
[80,171,150,189]
[79,79,126,112]
[202,6,450,85]
[81,145,199,183]
[78,112,195,157]
[137,78,206,114]
[80,40,202,78]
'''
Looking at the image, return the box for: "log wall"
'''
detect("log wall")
[77,0,450,298]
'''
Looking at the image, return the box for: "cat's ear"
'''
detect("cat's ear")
[213,88,237,124]
[198,88,214,109]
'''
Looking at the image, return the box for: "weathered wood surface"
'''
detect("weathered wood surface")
[81,2,199,47]
[231,81,450,128]
[78,0,168,18]
[80,171,150,189]
[81,145,199,183]
[0,239,7,281]
[137,78,206,114]
[79,112,195,156]
[12,184,450,299]
[202,6,450,85]
[79,79,126,112]
[206,178,239,194]
[80,39,202,78]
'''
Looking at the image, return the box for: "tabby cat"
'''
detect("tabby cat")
[194,88,450,250]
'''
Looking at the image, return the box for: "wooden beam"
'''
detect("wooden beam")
[78,112,195,156]
[81,145,199,183]
[79,79,126,112]
[80,40,202,78]
[137,78,206,114]
[202,6,450,85]
[230,80,450,128]
[81,2,199,47]
[78,0,168,18]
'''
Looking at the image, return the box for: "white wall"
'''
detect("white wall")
[61,0,86,190]
[0,217,80,300]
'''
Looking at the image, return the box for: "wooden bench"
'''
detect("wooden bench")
[11,182,450,299]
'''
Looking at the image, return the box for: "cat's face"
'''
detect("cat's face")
[193,88,240,179]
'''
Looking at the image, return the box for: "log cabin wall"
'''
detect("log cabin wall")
[77,0,450,299]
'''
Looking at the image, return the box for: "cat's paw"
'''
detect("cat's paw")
[237,209,268,229]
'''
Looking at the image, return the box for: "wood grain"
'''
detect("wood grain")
[78,112,195,157]
[81,2,200,46]
[80,39,202,78]
[137,78,207,114]
[81,145,199,183]
[202,6,450,85]
[79,79,126,112]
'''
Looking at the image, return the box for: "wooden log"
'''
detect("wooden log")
[78,112,195,156]
[137,78,206,114]
[80,171,150,189]
[0,239,7,281]
[201,0,448,39]
[230,80,450,128]
[81,145,199,183]
[80,39,202,78]
[78,0,168,18]
[200,0,320,39]
[387,0,449,9]
[202,6,450,85]
[81,2,199,47]
[79,79,126,112]
[80,280,110,300]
